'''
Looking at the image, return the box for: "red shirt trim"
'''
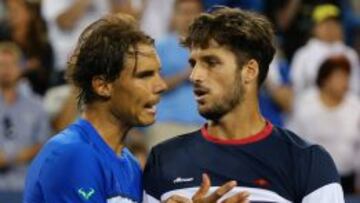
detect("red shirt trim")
[201,121,273,145]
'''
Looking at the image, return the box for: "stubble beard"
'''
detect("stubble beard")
[199,74,245,121]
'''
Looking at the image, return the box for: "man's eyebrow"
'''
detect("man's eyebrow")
[128,50,156,58]
[201,54,219,60]
[127,50,157,75]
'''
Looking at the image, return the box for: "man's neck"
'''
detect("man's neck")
[0,86,17,105]
[207,97,266,140]
[82,105,130,154]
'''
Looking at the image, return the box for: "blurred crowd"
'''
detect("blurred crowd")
[0,0,360,198]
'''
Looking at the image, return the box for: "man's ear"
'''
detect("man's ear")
[92,75,112,98]
[241,59,259,84]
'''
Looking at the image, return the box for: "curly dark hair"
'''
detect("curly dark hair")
[316,55,351,88]
[67,14,154,106]
[183,6,275,87]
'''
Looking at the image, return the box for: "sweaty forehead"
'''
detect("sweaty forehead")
[128,44,157,56]
[189,41,231,59]
[125,44,161,72]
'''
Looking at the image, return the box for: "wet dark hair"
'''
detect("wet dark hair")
[66,14,154,105]
[183,6,275,87]
[316,55,351,88]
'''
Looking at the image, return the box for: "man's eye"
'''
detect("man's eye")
[207,60,218,67]
[137,71,154,78]
[189,60,196,68]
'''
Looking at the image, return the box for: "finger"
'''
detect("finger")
[163,195,192,203]
[192,173,211,201]
[205,180,237,203]
[163,198,176,203]
[222,191,250,203]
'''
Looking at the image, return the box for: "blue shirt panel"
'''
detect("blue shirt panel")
[23,119,142,203]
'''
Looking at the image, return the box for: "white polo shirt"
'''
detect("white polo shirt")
[288,88,360,175]
[42,0,110,71]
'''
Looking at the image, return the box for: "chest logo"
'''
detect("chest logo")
[78,187,95,200]
[253,178,270,187]
[173,177,194,184]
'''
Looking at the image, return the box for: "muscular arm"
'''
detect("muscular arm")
[56,0,92,31]
[110,0,147,19]
[0,144,41,169]
[15,144,42,165]
[164,68,191,92]
[0,151,8,168]
[265,81,294,113]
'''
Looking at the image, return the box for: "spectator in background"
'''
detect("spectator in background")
[341,0,360,47]
[0,1,5,21]
[0,0,8,37]
[259,48,293,127]
[43,85,78,133]
[263,0,303,61]
[112,0,147,19]
[264,0,343,61]
[1,0,54,96]
[140,0,176,40]
[291,4,360,100]
[289,55,360,194]
[41,0,110,85]
[141,0,274,42]
[41,0,113,132]
[145,0,204,148]
[0,42,50,191]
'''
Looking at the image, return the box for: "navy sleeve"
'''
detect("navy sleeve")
[296,145,342,200]
[38,144,107,202]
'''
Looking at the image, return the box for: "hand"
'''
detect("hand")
[0,152,8,168]
[193,174,249,203]
[164,174,250,203]
[164,195,191,203]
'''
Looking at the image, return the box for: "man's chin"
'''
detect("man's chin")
[135,118,156,127]
[199,109,223,121]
